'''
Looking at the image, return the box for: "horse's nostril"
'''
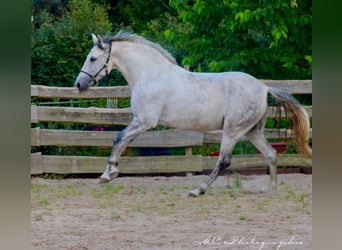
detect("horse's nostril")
[76,82,81,89]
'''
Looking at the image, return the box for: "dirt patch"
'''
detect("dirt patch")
[31,174,312,249]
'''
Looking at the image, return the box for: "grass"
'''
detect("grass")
[255,199,271,210]
[38,197,51,206]
[31,183,51,206]
[156,185,189,196]
[239,215,247,221]
[34,214,44,221]
[130,198,157,212]
[131,185,148,194]
[297,193,311,214]
[31,183,49,194]
[90,184,125,199]
[31,176,312,227]
[56,184,82,198]
[195,207,211,215]
[283,187,312,214]
[226,174,243,190]
[111,210,123,220]
[158,204,177,216]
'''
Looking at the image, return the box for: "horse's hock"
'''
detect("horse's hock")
[31,80,312,176]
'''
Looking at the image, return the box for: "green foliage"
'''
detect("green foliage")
[32,0,311,85]
[117,0,172,31]
[32,0,70,20]
[164,0,311,79]
[31,0,112,87]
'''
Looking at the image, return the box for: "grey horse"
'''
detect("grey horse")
[75,32,312,197]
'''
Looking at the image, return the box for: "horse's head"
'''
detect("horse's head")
[75,34,112,91]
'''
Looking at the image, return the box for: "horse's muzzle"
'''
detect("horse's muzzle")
[75,74,91,92]
[75,82,85,91]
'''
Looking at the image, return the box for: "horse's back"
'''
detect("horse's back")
[182,70,268,109]
[156,70,268,131]
[187,71,265,90]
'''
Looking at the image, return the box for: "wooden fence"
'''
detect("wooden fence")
[31,80,312,175]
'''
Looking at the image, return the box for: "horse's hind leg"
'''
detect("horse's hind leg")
[247,125,277,191]
[189,133,238,197]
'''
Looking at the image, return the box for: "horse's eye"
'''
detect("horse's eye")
[90,56,96,62]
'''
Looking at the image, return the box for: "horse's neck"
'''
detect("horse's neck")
[110,42,177,87]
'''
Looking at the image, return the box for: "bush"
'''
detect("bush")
[31,0,113,87]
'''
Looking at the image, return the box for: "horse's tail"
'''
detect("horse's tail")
[267,87,312,158]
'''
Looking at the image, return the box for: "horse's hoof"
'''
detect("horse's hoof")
[99,178,110,184]
[109,172,119,179]
[259,186,277,194]
[188,190,199,197]
[188,188,205,197]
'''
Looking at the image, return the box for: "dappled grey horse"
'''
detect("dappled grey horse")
[75,32,312,197]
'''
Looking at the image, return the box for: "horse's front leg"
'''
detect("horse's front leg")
[99,116,156,183]
[99,130,130,183]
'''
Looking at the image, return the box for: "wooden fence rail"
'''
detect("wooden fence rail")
[31,127,312,147]
[31,81,312,175]
[31,80,312,99]
[31,152,312,175]
[31,105,312,125]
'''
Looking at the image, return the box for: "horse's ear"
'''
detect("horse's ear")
[97,35,104,47]
[91,33,98,45]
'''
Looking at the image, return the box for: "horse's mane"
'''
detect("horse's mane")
[103,31,178,65]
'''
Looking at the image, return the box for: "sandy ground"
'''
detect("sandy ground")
[31,174,312,250]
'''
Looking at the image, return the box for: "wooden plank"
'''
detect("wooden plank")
[33,127,312,147]
[31,152,43,174]
[31,81,311,99]
[39,129,113,147]
[132,130,203,147]
[262,80,312,94]
[31,85,38,97]
[31,127,40,146]
[119,156,202,174]
[203,128,313,143]
[37,129,204,147]
[31,85,131,99]
[41,155,203,174]
[42,155,106,174]
[36,154,311,174]
[202,154,312,170]
[32,127,312,147]
[31,105,38,123]
[32,105,311,124]
[134,130,203,147]
[36,106,133,125]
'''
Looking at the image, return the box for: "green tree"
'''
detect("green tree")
[31,0,112,86]
[162,0,311,79]
[32,0,70,21]
[91,0,173,31]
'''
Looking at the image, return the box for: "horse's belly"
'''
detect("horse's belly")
[158,88,225,131]
[159,111,223,131]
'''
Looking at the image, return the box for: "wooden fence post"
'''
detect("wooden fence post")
[106,98,118,109]
[184,65,194,176]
